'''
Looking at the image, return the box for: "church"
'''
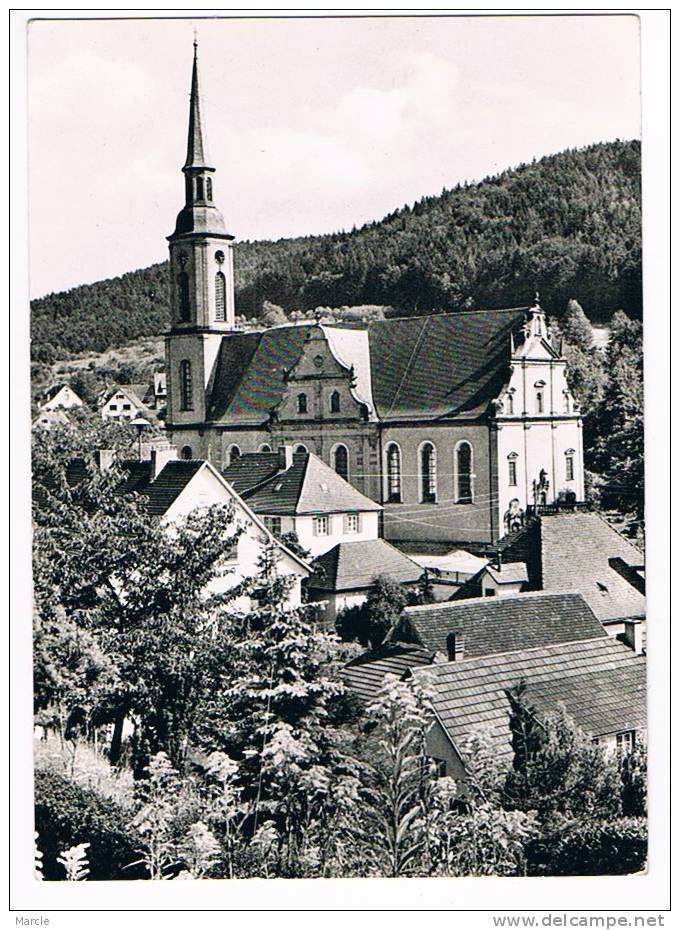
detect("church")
[164,44,585,550]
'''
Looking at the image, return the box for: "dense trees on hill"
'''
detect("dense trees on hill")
[31,141,641,361]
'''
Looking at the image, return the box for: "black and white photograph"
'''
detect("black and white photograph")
[10,8,670,919]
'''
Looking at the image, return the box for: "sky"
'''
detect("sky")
[27,14,641,299]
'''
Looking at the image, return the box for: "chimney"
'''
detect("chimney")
[277,445,294,471]
[95,449,116,471]
[622,618,645,655]
[151,446,179,480]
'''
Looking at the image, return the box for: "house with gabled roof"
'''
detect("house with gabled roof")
[307,538,425,623]
[40,383,83,411]
[100,384,156,422]
[66,447,311,611]
[160,44,586,550]
[222,446,383,556]
[453,510,645,636]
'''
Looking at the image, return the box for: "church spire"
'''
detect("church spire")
[183,38,212,171]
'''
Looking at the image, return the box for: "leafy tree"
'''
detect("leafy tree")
[261,300,288,326]
[336,574,411,649]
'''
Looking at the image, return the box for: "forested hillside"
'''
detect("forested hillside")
[31,140,641,361]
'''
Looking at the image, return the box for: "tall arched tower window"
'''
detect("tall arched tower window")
[330,390,341,413]
[177,272,191,322]
[333,444,349,482]
[196,176,205,201]
[206,177,213,201]
[386,443,402,503]
[179,359,193,411]
[420,442,437,503]
[215,272,226,322]
[456,442,473,503]
[297,393,308,414]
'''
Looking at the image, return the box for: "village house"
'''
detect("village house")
[99,384,156,422]
[306,538,425,624]
[222,446,383,557]
[91,447,311,610]
[342,590,646,780]
[40,383,84,411]
[161,45,586,551]
[453,510,645,638]
[33,409,70,431]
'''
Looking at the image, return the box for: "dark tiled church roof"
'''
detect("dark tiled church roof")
[205,308,528,424]
[310,538,423,593]
[399,591,607,658]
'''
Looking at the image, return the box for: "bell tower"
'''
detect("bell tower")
[165,40,236,436]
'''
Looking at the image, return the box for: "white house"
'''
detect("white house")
[222,446,383,557]
[41,383,83,411]
[100,385,154,422]
[110,447,311,610]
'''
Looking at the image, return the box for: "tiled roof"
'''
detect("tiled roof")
[205,308,528,424]
[223,451,382,517]
[400,592,607,658]
[342,644,435,701]
[143,460,204,515]
[484,562,529,585]
[496,512,646,623]
[310,538,424,593]
[421,636,646,761]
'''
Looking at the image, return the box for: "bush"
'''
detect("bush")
[525,817,647,876]
[34,769,145,880]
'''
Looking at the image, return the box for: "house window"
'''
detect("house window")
[314,516,329,536]
[508,454,518,487]
[297,393,308,414]
[215,272,227,322]
[456,442,473,503]
[224,539,239,563]
[179,359,193,411]
[264,516,282,536]
[109,404,117,411]
[122,403,131,411]
[334,444,349,482]
[177,272,191,322]
[330,390,341,413]
[181,445,193,460]
[616,730,636,755]
[420,442,437,503]
[565,450,575,482]
[483,588,496,597]
[228,445,241,465]
[345,513,360,534]
[206,177,213,201]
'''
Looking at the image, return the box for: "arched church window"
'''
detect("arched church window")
[330,391,341,413]
[177,272,191,322]
[508,452,518,488]
[420,442,437,503]
[181,445,193,460]
[258,443,272,453]
[228,445,241,465]
[333,444,349,482]
[294,444,308,455]
[196,176,205,201]
[455,442,473,503]
[297,393,308,414]
[206,177,213,201]
[565,449,575,482]
[215,272,226,322]
[386,443,402,503]
[179,359,193,411]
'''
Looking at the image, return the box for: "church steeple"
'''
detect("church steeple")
[184,38,211,170]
